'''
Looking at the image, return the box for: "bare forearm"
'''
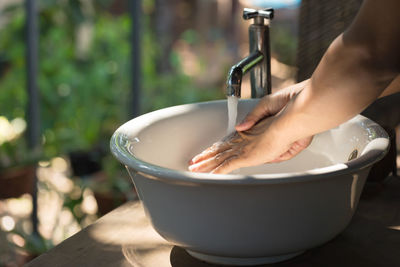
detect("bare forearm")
[275,39,397,143]
[271,0,400,143]
[379,75,400,98]
[189,0,400,174]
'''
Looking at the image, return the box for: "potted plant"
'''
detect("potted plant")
[0,116,39,199]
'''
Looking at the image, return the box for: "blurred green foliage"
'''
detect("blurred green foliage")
[0,1,222,160]
[11,229,53,256]
[270,24,297,66]
[0,116,39,170]
[0,1,221,260]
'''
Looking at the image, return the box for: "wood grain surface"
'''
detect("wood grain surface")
[27,176,400,267]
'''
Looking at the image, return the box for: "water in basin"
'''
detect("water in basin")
[127,99,359,176]
[224,95,334,175]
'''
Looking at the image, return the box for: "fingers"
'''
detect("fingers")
[189,141,231,165]
[211,155,243,174]
[235,82,308,132]
[188,149,237,173]
[270,136,313,163]
[189,132,245,173]
[270,148,300,163]
[235,98,270,131]
[235,94,284,132]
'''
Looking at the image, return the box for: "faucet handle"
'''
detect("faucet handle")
[243,7,274,22]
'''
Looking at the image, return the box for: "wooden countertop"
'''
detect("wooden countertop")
[27,176,400,267]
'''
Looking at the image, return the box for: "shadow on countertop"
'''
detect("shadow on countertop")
[170,177,400,267]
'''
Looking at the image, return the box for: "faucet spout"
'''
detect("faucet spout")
[226,7,273,98]
[226,51,264,97]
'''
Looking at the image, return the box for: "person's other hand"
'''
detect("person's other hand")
[188,82,313,174]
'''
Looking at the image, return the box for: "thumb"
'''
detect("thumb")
[235,98,270,131]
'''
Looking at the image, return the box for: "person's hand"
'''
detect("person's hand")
[188,116,313,174]
[188,82,313,174]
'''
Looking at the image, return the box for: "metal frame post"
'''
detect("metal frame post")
[25,0,40,235]
[130,0,141,118]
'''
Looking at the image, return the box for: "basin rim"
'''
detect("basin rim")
[110,100,390,185]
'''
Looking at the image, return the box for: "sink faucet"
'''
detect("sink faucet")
[226,8,274,98]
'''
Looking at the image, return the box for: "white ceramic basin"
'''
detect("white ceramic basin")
[110,99,389,265]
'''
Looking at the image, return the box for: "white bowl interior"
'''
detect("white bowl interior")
[117,100,387,176]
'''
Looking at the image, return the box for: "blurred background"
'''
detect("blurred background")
[0,0,398,266]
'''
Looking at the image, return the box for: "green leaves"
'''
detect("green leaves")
[0,2,221,160]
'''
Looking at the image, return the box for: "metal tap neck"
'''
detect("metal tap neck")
[225,7,274,98]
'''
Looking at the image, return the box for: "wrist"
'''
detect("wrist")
[268,90,313,145]
[274,79,309,100]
